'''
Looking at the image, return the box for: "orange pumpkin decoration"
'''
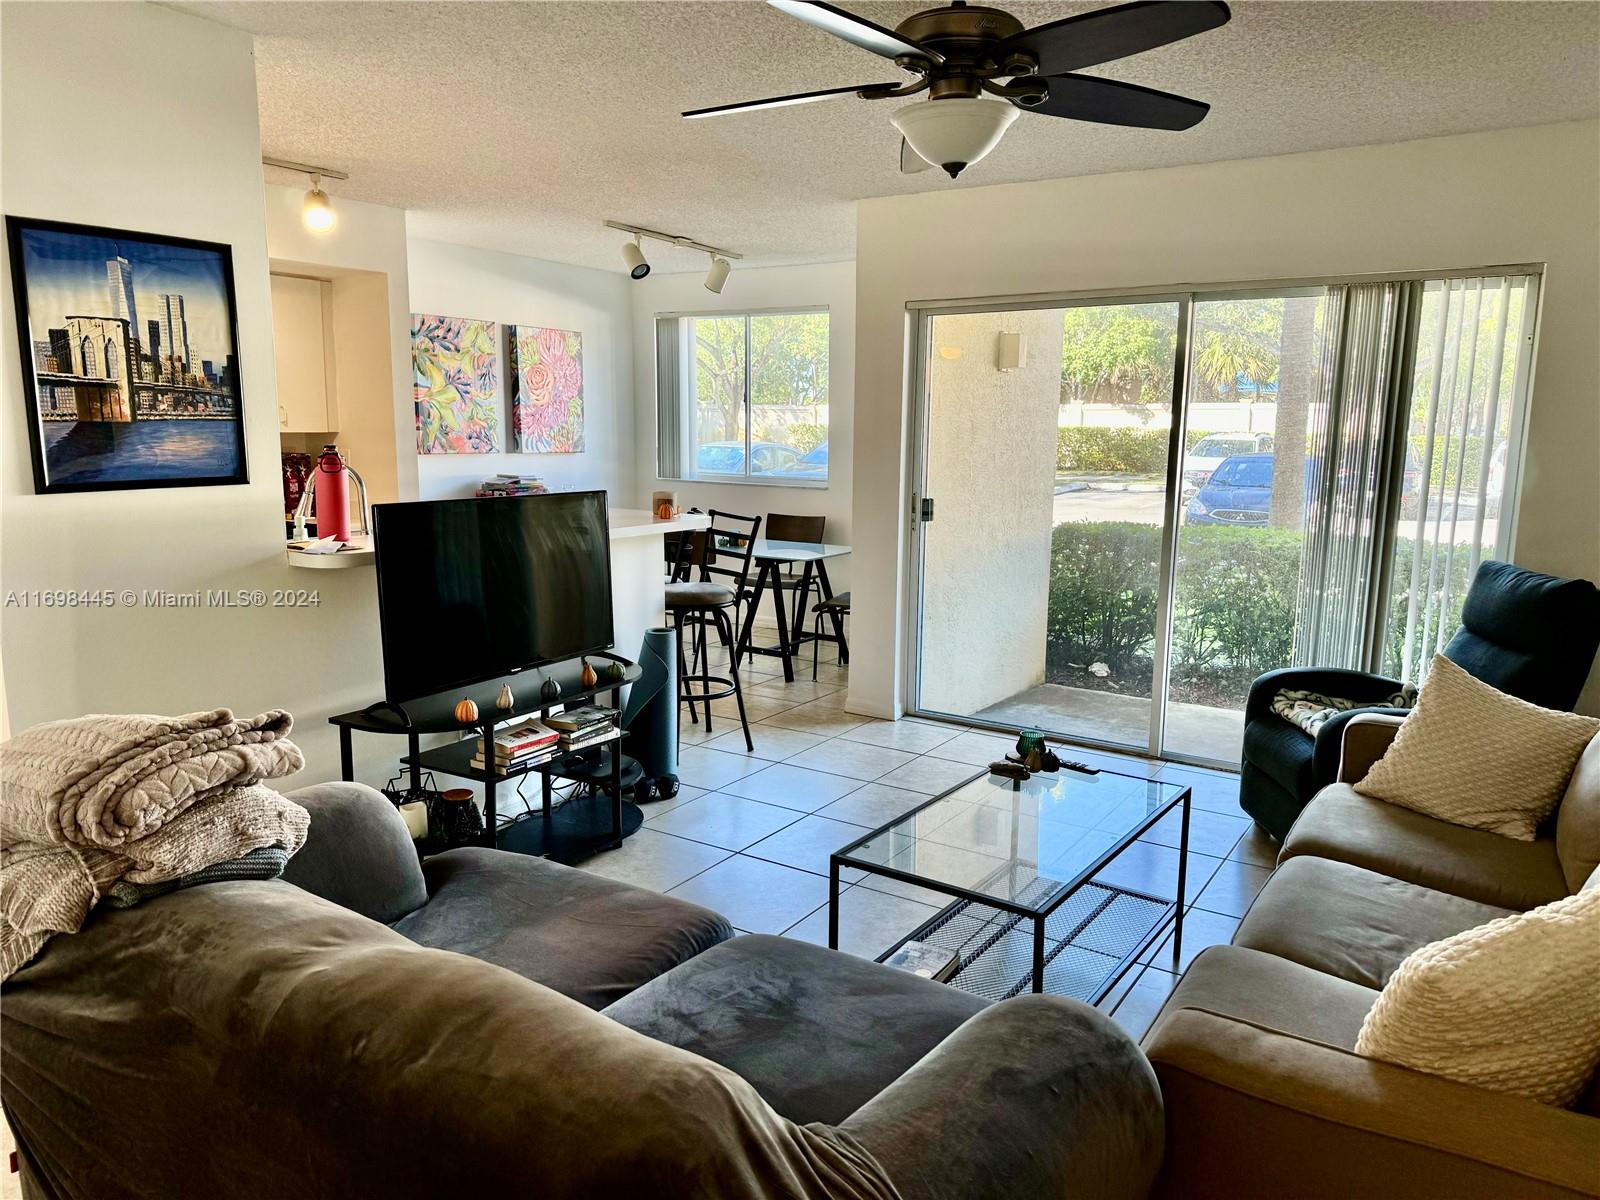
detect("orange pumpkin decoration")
[454,697,479,723]
[580,659,598,688]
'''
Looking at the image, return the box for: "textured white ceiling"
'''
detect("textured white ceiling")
[179,0,1599,273]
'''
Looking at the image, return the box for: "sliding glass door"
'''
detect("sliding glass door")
[1162,291,1326,760]
[910,297,1194,755]
[908,270,1538,769]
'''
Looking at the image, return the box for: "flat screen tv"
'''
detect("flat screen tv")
[372,491,614,704]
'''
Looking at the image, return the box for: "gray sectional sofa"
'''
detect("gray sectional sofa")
[1,782,1163,1200]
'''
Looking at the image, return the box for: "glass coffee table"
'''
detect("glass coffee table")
[829,765,1191,1003]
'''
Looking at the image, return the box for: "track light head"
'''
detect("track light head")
[622,236,651,279]
[302,173,336,232]
[704,255,732,294]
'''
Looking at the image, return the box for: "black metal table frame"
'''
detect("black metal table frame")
[330,651,640,858]
[736,555,841,683]
[828,768,1192,1000]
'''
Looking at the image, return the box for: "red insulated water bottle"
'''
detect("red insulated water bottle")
[314,444,352,542]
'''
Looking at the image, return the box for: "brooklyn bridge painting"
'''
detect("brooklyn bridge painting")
[7,217,247,493]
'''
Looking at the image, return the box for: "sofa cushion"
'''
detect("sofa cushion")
[604,934,989,1125]
[1356,885,1600,1107]
[279,782,428,923]
[1280,785,1568,911]
[1145,944,1378,1052]
[1243,716,1316,798]
[1353,656,1599,840]
[1234,857,1515,990]
[1555,733,1600,893]
[390,848,732,1009]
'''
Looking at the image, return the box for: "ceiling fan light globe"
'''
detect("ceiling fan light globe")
[890,97,1018,179]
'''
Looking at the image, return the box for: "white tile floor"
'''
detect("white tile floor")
[582,633,1267,1041]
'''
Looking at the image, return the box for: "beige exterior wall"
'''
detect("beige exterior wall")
[918,308,1062,715]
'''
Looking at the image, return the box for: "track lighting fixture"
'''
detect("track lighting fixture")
[262,156,349,234]
[621,236,651,279]
[604,220,741,283]
[704,255,732,294]
[302,175,336,232]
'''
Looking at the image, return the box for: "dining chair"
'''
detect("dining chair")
[810,592,851,680]
[666,511,762,751]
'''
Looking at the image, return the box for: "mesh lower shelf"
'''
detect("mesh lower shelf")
[886,882,1173,1003]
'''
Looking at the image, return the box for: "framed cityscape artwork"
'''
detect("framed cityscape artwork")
[508,324,584,454]
[412,312,500,454]
[6,216,248,494]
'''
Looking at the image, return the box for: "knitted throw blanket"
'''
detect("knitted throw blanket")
[0,709,309,980]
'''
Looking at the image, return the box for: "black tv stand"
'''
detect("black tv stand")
[330,651,645,865]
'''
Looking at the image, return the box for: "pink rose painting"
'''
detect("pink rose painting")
[509,325,584,454]
[412,313,500,454]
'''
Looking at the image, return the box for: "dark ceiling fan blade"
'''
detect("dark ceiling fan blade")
[900,137,934,174]
[1001,1,1229,77]
[768,0,942,63]
[683,82,898,119]
[1022,73,1210,130]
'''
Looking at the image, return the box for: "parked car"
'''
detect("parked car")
[695,441,803,477]
[1485,439,1509,517]
[1182,432,1274,496]
[1186,445,1425,528]
[1185,452,1275,525]
[774,441,828,480]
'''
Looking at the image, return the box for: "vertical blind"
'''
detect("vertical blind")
[655,317,685,479]
[1292,274,1538,683]
[1384,275,1538,682]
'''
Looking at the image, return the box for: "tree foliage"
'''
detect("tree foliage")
[693,313,829,443]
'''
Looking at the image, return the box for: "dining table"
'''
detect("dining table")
[732,538,851,682]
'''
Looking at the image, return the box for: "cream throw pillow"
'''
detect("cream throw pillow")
[1354,655,1600,839]
[1355,883,1600,1106]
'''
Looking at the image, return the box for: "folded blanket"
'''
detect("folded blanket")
[1272,685,1417,737]
[0,710,308,980]
[104,846,291,909]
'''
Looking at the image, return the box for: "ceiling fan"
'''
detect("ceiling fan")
[684,0,1230,178]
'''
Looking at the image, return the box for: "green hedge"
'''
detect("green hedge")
[1409,434,1484,494]
[1047,522,1300,700]
[1056,427,1219,474]
[1048,519,1474,706]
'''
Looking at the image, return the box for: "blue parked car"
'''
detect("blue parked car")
[1185,452,1275,525]
[774,441,828,480]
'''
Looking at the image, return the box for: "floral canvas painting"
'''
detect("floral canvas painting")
[412,313,499,454]
[509,325,584,454]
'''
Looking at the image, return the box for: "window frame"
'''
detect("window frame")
[656,306,831,490]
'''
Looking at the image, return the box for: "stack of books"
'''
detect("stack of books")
[470,718,560,773]
[476,473,547,498]
[545,704,620,753]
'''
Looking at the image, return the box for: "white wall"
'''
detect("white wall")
[852,120,1600,719]
[0,1,394,786]
[265,183,416,505]
[629,261,856,593]
[406,237,634,501]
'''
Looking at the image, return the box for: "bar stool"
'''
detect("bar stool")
[810,591,851,681]
[668,511,761,751]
